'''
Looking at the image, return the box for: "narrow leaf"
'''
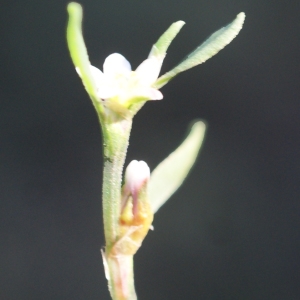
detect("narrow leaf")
[154,12,245,89]
[149,21,185,59]
[67,2,101,111]
[149,121,206,213]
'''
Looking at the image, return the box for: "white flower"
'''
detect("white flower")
[78,53,164,107]
[122,160,150,214]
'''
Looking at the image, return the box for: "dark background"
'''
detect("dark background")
[1,0,300,299]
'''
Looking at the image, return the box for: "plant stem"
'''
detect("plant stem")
[100,116,137,300]
[101,117,132,249]
[105,255,137,300]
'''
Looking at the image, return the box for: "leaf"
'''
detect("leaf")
[154,12,245,89]
[66,2,102,113]
[148,21,185,59]
[148,121,206,213]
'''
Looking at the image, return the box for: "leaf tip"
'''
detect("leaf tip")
[67,2,82,14]
[175,20,186,28]
[191,120,206,132]
[237,12,246,22]
[233,12,246,32]
[188,120,206,140]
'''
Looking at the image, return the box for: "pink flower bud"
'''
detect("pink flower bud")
[115,160,153,256]
[125,160,150,192]
[122,160,150,216]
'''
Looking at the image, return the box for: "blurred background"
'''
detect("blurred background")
[1,0,300,299]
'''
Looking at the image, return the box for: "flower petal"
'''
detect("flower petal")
[88,66,118,99]
[149,88,163,100]
[103,53,131,77]
[76,65,103,80]
[132,87,163,101]
[97,85,118,99]
[135,56,164,85]
[90,65,104,81]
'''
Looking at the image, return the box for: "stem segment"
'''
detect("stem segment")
[100,116,137,300]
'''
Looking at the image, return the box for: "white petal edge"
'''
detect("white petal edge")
[132,87,163,101]
[90,65,104,82]
[135,57,164,86]
[82,65,121,99]
[103,53,132,77]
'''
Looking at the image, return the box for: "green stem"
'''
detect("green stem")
[99,116,137,300]
[101,117,132,250]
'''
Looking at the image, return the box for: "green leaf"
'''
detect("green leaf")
[149,21,185,59]
[154,12,245,89]
[148,121,206,213]
[66,2,102,113]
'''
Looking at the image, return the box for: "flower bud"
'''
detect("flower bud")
[122,160,150,215]
[112,160,153,256]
